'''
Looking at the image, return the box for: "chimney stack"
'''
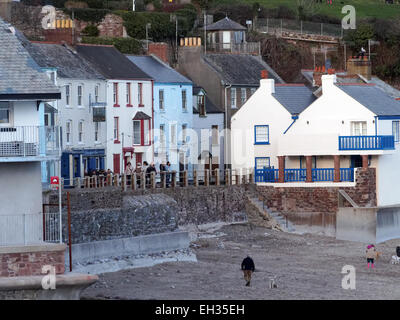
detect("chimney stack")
[148,42,169,64]
[261,69,268,79]
[321,74,337,95]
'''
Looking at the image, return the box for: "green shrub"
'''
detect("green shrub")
[81,36,144,54]
[64,8,110,22]
[81,24,99,37]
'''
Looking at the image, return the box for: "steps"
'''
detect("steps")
[245,192,296,233]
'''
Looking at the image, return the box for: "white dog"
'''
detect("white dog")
[391,255,400,265]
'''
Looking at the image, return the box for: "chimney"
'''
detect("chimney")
[321,74,337,95]
[346,57,372,80]
[261,69,268,79]
[148,42,169,64]
[260,78,275,94]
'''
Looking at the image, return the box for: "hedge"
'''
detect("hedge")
[80,36,144,54]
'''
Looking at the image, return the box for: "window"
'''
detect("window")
[255,157,270,170]
[160,124,165,148]
[126,83,131,106]
[351,121,367,136]
[113,83,119,106]
[231,88,237,109]
[241,88,247,105]
[250,88,256,96]
[159,89,164,110]
[182,124,187,144]
[212,125,219,145]
[138,83,143,106]
[0,102,10,124]
[94,122,99,142]
[171,123,177,145]
[44,114,49,127]
[78,121,83,143]
[393,121,400,143]
[95,85,99,103]
[198,95,205,116]
[182,89,187,111]
[66,120,72,144]
[133,120,141,145]
[114,117,119,142]
[144,120,150,145]
[77,85,83,106]
[65,85,70,106]
[254,125,269,144]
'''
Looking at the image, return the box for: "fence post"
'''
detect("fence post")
[183,170,188,187]
[171,171,177,188]
[151,172,156,189]
[266,18,269,34]
[236,169,241,185]
[132,173,137,191]
[114,174,119,187]
[242,168,247,184]
[321,23,323,36]
[249,168,254,184]
[301,20,303,34]
[193,170,198,187]
[280,19,283,35]
[204,169,209,186]
[215,169,220,186]
[94,175,98,188]
[225,169,230,186]
[107,174,111,186]
[121,174,126,191]
[140,172,145,189]
[161,171,166,188]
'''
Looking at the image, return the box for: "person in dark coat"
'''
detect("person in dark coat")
[241,256,255,286]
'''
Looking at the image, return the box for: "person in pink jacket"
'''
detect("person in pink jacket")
[366,244,377,269]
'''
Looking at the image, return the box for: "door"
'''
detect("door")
[350,155,362,168]
[223,31,231,49]
[136,153,142,167]
[113,154,120,174]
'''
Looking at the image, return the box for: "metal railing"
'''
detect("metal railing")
[339,135,395,151]
[312,168,334,181]
[256,18,344,39]
[340,168,355,182]
[285,168,307,182]
[206,42,261,55]
[0,212,61,246]
[0,126,60,158]
[255,168,278,183]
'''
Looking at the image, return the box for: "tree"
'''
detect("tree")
[296,0,319,20]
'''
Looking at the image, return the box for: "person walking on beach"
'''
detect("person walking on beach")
[241,256,255,286]
[366,244,377,269]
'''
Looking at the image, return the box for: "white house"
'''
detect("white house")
[232,73,400,207]
[192,85,225,172]
[77,44,154,174]
[0,19,61,244]
[231,76,316,173]
[24,42,108,186]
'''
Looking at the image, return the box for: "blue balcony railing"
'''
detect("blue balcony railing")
[312,168,334,181]
[284,168,307,182]
[340,168,354,182]
[339,135,395,151]
[255,167,278,183]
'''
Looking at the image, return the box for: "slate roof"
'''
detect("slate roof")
[24,42,104,80]
[0,18,60,99]
[336,84,400,116]
[272,85,316,115]
[126,55,191,84]
[192,86,223,114]
[76,44,152,80]
[201,17,247,31]
[133,111,151,120]
[204,54,284,85]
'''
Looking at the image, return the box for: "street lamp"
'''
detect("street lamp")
[146,23,151,51]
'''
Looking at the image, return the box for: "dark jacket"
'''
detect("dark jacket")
[146,166,156,174]
[241,257,255,271]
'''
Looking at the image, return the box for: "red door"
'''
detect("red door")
[113,154,120,174]
[136,153,142,166]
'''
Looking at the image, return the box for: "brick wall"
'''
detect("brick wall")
[0,245,65,277]
[256,168,376,229]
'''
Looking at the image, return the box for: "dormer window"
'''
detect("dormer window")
[197,95,206,116]
[0,102,10,125]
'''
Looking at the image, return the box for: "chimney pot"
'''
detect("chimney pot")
[261,69,268,79]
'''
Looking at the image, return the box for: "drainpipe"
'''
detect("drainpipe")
[224,83,232,170]
[283,115,299,134]
[151,80,155,164]
[374,115,378,136]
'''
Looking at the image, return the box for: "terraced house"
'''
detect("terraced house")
[77,44,154,174]
[23,41,107,186]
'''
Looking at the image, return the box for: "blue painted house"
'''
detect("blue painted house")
[127,55,193,173]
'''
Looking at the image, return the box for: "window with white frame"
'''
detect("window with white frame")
[212,125,219,145]
[114,117,119,141]
[65,85,70,106]
[0,102,11,124]
[393,121,400,143]
[78,121,84,143]
[241,88,247,105]
[138,83,143,106]
[255,157,270,169]
[171,123,177,146]
[77,85,83,106]
[126,83,131,105]
[351,121,367,136]
[94,122,99,142]
[182,124,187,143]
[198,95,205,116]
[254,125,269,144]
[231,88,237,108]
[160,124,165,148]
[159,89,164,110]
[133,120,141,145]
[144,120,150,145]
[182,89,187,111]
[113,83,119,106]
[250,88,256,96]
[66,120,72,144]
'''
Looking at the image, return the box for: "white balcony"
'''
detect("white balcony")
[0,126,60,162]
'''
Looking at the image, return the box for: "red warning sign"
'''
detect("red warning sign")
[50,176,59,185]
